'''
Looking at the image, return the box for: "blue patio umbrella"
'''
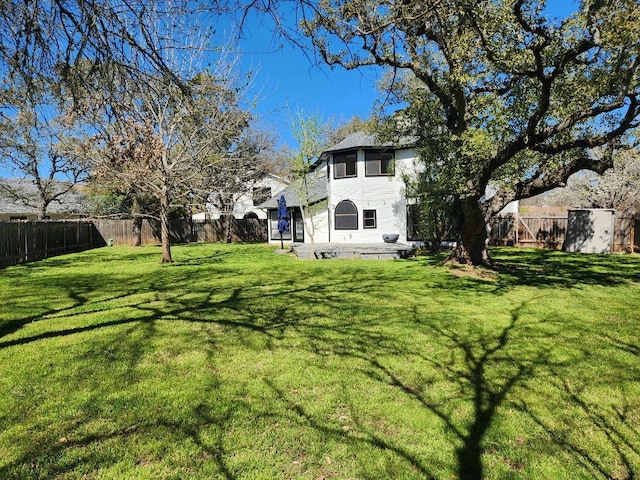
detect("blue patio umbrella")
[277,195,290,249]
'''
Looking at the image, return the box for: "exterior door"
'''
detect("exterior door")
[293,209,305,242]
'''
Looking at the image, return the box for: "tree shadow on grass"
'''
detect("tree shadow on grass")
[256,300,547,480]
[492,248,640,289]
[518,374,640,479]
[372,306,544,480]
[2,247,639,478]
[257,292,640,479]
[0,374,242,480]
[0,277,160,348]
[265,378,439,480]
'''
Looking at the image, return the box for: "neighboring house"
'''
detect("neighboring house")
[0,178,87,220]
[192,174,289,221]
[260,131,422,245]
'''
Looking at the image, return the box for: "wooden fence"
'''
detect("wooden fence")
[0,221,103,266]
[489,213,640,253]
[1,218,268,266]
[91,218,193,246]
[92,218,267,246]
[191,218,267,244]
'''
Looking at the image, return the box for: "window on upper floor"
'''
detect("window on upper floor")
[335,200,358,230]
[365,150,394,176]
[333,151,357,179]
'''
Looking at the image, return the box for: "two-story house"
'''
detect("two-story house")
[261,131,421,245]
[192,173,289,221]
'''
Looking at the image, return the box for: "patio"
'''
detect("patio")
[290,242,416,260]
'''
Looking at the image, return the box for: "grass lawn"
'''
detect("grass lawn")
[0,243,639,480]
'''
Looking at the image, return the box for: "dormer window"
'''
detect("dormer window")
[365,150,394,176]
[333,151,357,179]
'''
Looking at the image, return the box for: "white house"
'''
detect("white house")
[261,131,422,245]
[192,173,289,221]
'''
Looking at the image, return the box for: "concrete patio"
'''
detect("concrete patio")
[290,242,416,260]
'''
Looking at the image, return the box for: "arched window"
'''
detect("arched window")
[335,200,358,230]
[244,212,259,219]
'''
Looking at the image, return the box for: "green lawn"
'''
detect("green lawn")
[0,244,639,480]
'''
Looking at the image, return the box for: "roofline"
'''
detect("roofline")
[321,131,417,155]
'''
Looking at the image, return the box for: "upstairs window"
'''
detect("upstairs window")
[333,151,357,179]
[365,150,394,176]
[335,200,358,230]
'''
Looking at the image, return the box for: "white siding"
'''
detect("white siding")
[266,202,330,244]
[304,200,330,243]
[201,176,289,220]
[328,148,419,243]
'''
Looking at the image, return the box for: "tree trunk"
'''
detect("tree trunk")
[300,208,316,260]
[225,214,233,243]
[451,196,491,266]
[37,199,48,220]
[159,192,173,263]
[131,195,142,247]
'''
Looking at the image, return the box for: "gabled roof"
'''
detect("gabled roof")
[323,131,417,154]
[258,171,327,209]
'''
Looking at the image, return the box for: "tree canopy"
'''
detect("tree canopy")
[292,0,639,264]
[0,1,204,107]
[0,71,89,219]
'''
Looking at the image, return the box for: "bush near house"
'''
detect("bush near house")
[0,244,638,479]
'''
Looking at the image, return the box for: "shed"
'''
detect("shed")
[564,208,615,253]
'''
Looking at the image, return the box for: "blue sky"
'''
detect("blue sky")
[226,12,383,149]
[0,1,581,179]
[227,1,580,150]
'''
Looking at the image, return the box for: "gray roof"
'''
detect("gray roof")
[0,178,87,214]
[323,131,416,153]
[259,172,327,209]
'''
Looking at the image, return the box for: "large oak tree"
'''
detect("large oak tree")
[290,0,640,264]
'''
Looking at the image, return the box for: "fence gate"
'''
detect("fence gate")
[490,212,638,252]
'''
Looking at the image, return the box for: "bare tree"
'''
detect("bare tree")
[0,77,88,219]
[546,147,640,214]
[84,8,266,262]
[94,70,257,262]
[289,108,330,259]
[0,1,206,112]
